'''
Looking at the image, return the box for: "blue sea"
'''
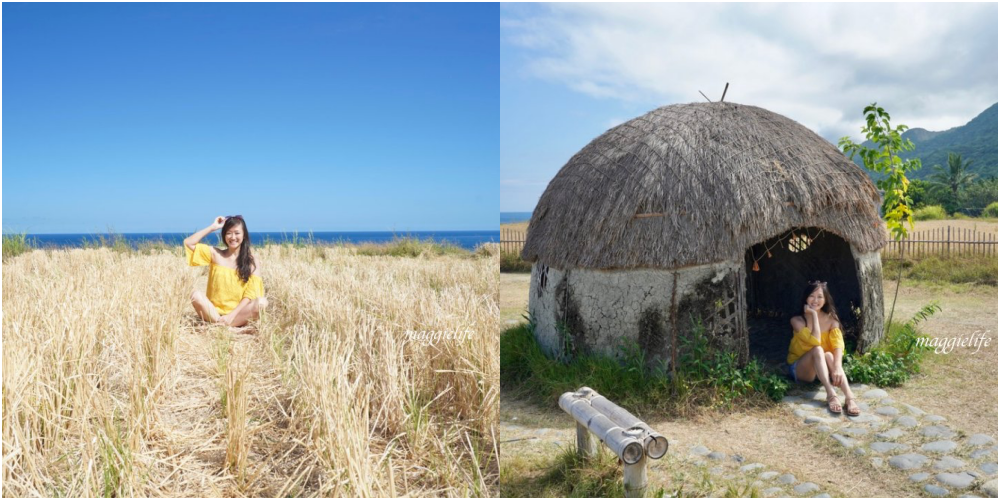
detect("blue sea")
[20,231,500,251]
[500,212,533,224]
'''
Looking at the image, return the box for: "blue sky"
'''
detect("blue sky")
[501,3,998,212]
[3,3,497,233]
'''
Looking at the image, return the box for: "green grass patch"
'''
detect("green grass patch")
[499,445,624,498]
[982,202,998,218]
[499,252,532,273]
[2,232,34,261]
[844,302,939,387]
[881,253,997,286]
[913,205,948,221]
[353,236,468,258]
[501,318,789,418]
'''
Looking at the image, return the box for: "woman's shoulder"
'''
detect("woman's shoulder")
[790,315,806,328]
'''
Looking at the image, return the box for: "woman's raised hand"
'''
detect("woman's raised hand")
[803,304,818,316]
[210,216,226,231]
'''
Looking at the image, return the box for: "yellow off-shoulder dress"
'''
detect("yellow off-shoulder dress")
[186,243,264,315]
[787,326,845,364]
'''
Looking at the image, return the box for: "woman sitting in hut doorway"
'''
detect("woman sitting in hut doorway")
[184,215,267,328]
[787,281,860,415]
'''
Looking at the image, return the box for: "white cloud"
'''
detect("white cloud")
[503,3,998,143]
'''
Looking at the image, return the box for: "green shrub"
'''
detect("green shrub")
[881,254,997,286]
[499,252,532,273]
[2,233,33,261]
[982,202,998,218]
[913,205,948,221]
[500,316,788,416]
[844,302,939,387]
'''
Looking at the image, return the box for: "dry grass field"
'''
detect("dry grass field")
[3,243,499,497]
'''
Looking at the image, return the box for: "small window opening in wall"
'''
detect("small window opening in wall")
[788,233,812,253]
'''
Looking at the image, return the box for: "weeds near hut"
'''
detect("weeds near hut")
[500,318,789,418]
[844,302,939,387]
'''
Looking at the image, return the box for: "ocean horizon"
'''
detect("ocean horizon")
[14,230,500,251]
[500,212,533,223]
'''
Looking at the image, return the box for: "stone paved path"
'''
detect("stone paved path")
[781,384,998,498]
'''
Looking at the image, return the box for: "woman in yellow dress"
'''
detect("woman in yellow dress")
[787,281,860,416]
[184,215,267,327]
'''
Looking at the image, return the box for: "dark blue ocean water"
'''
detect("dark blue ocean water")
[500,212,533,224]
[20,231,500,251]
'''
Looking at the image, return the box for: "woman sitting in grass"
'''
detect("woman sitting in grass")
[184,215,267,328]
[787,281,860,416]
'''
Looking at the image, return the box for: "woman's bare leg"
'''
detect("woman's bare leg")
[229,297,268,328]
[796,346,838,399]
[191,290,220,322]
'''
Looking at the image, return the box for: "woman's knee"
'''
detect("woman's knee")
[191,290,205,304]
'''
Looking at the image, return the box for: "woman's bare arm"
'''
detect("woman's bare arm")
[184,216,225,251]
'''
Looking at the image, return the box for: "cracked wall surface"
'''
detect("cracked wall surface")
[528,261,745,369]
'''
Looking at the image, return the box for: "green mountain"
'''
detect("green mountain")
[853,103,998,181]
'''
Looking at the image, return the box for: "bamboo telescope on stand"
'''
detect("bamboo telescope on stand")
[558,387,669,497]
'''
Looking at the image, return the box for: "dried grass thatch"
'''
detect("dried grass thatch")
[522,102,887,270]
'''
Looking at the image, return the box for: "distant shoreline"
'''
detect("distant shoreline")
[14,230,500,252]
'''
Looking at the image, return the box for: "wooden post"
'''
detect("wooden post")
[623,454,648,498]
[947,226,951,258]
[576,422,597,459]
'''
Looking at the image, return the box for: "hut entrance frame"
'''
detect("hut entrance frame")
[743,227,864,365]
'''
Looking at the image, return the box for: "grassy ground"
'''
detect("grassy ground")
[499,273,998,497]
[3,243,499,497]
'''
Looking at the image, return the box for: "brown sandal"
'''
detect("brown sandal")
[827,394,842,414]
[844,397,861,417]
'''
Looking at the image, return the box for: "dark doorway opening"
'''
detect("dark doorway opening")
[744,228,863,367]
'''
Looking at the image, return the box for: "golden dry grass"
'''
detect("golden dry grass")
[2,244,499,497]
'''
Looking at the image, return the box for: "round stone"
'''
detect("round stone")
[800,401,824,409]
[894,416,920,428]
[708,451,726,461]
[877,428,906,440]
[832,434,856,448]
[880,397,895,405]
[740,463,765,472]
[793,482,820,495]
[847,413,879,423]
[876,406,899,416]
[969,449,994,460]
[936,472,977,489]
[875,427,903,439]
[872,457,884,467]
[805,415,836,425]
[924,415,947,422]
[690,445,711,456]
[732,454,745,463]
[794,409,810,418]
[813,494,831,498]
[980,462,998,475]
[889,453,930,470]
[854,448,867,456]
[923,440,959,454]
[969,434,996,446]
[817,425,834,434]
[921,425,957,439]
[981,479,998,497]
[862,389,888,399]
[840,427,869,436]
[933,456,967,471]
[901,403,926,416]
[924,484,951,497]
[871,442,909,454]
[760,471,779,480]
[777,473,796,485]
[910,472,931,482]
[762,487,784,496]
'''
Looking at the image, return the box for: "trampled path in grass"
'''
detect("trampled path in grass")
[147,278,318,497]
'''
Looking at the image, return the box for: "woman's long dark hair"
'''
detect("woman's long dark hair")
[221,216,255,283]
[799,281,841,324]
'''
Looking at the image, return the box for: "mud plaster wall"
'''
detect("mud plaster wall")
[853,249,885,352]
[528,261,745,369]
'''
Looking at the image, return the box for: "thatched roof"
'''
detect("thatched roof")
[522,102,887,270]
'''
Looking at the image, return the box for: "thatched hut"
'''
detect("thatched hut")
[522,102,887,368]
